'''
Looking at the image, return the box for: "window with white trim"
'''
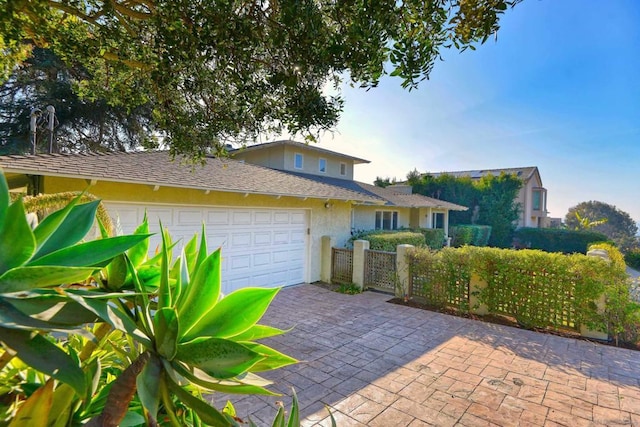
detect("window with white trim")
[432,212,444,229]
[375,211,398,230]
[319,158,327,173]
[340,162,347,176]
[294,153,303,169]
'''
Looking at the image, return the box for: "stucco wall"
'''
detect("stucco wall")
[282,146,354,180]
[232,146,285,170]
[42,176,352,283]
[352,206,411,232]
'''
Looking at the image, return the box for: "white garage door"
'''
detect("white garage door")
[105,203,309,294]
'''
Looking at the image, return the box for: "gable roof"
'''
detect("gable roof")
[282,172,468,210]
[230,140,371,164]
[426,167,540,183]
[0,151,382,203]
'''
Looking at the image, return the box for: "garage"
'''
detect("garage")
[105,203,309,294]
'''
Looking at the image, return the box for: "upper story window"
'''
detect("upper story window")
[532,188,546,212]
[375,211,398,230]
[319,158,327,173]
[294,153,303,169]
[340,162,347,176]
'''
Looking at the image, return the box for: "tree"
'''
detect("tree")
[374,176,395,188]
[565,201,639,252]
[0,48,156,155]
[1,0,521,157]
[410,171,522,247]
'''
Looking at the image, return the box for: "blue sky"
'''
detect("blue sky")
[315,1,640,223]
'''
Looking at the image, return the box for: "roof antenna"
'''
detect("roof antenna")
[30,108,42,155]
[45,105,58,154]
[29,105,58,154]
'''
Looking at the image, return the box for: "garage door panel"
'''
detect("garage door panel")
[105,203,308,291]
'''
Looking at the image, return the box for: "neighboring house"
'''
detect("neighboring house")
[426,167,549,228]
[0,141,465,292]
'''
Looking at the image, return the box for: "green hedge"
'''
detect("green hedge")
[408,246,634,340]
[513,227,610,254]
[351,230,425,251]
[625,248,640,270]
[415,228,445,249]
[449,225,492,247]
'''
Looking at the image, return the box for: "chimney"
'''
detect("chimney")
[387,184,412,195]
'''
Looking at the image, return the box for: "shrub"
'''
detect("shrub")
[350,230,425,251]
[416,228,445,249]
[450,225,492,247]
[513,227,610,254]
[625,248,640,270]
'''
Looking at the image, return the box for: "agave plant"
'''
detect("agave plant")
[0,171,298,426]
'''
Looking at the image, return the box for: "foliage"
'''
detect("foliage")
[1,0,521,156]
[514,227,610,254]
[373,177,395,188]
[0,171,297,426]
[572,211,608,230]
[624,248,640,270]
[565,201,639,252]
[337,283,362,295]
[408,246,635,343]
[449,225,491,247]
[417,228,446,250]
[410,172,521,247]
[0,47,155,155]
[351,230,425,251]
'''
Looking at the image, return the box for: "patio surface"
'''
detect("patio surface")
[210,285,640,426]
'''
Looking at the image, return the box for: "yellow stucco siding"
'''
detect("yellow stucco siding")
[42,176,352,283]
[282,146,353,179]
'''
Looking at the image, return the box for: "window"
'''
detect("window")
[532,191,541,211]
[294,153,303,169]
[340,162,347,176]
[319,158,327,173]
[432,212,444,229]
[375,211,398,230]
[532,188,546,212]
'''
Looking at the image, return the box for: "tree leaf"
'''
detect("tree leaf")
[242,343,298,373]
[8,379,53,427]
[164,375,232,427]
[153,307,179,360]
[136,353,162,420]
[175,338,264,379]
[28,234,151,267]
[32,200,100,260]
[0,327,86,396]
[182,287,278,342]
[177,249,221,339]
[0,265,98,293]
[0,198,36,276]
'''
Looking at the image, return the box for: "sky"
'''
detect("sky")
[308,0,640,224]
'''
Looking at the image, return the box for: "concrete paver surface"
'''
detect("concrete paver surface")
[210,285,640,426]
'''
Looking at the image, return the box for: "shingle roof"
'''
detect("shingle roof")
[426,167,539,182]
[282,172,468,210]
[0,151,382,203]
[230,140,371,164]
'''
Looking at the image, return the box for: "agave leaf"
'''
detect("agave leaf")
[127,212,150,267]
[241,343,298,373]
[48,383,75,427]
[182,287,279,342]
[136,353,162,420]
[183,233,198,278]
[193,224,208,278]
[0,172,9,225]
[158,224,171,311]
[164,375,232,427]
[286,388,300,427]
[0,299,90,333]
[32,198,95,259]
[125,256,154,340]
[2,291,98,325]
[0,265,98,293]
[153,307,179,360]
[0,198,36,276]
[175,338,264,379]
[104,254,128,291]
[0,327,86,396]
[28,234,151,267]
[120,412,147,427]
[177,249,221,339]
[228,325,289,342]
[271,404,285,427]
[9,379,53,427]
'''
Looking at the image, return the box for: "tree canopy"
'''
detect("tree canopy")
[565,201,638,251]
[1,0,520,156]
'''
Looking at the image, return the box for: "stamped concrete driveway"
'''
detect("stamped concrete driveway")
[210,285,640,426]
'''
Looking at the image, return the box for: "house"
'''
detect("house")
[0,141,465,292]
[425,167,548,228]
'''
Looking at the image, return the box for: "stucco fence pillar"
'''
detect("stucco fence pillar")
[320,235,334,283]
[395,244,414,298]
[581,249,609,340]
[352,240,369,290]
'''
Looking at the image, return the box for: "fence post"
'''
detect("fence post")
[580,249,609,340]
[321,236,334,283]
[352,240,369,290]
[469,274,489,315]
[396,244,414,298]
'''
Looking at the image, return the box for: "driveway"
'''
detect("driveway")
[210,285,640,426]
